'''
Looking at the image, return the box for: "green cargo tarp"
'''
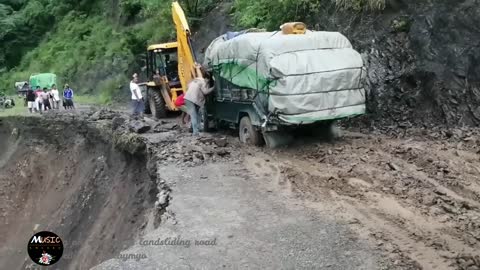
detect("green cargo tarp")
[204,30,366,124]
[29,73,57,90]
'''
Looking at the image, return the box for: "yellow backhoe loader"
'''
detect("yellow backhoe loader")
[143,1,196,118]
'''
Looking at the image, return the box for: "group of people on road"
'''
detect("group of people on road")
[129,63,214,136]
[24,83,75,113]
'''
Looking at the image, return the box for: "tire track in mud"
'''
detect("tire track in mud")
[244,132,480,270]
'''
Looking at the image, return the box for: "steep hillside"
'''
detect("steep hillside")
[0,0,219,101]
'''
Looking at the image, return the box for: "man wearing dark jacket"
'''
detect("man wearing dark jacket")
[26,90,36,113]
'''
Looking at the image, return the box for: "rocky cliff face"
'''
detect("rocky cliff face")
[317,0,480,127]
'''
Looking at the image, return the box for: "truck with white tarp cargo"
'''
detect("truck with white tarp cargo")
[202,23,367,147]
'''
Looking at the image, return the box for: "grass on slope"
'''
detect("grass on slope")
[0,97,28,117]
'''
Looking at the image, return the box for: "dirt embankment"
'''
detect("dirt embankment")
[0,116,162,270]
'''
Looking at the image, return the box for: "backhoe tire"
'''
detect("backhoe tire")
[239,116,263,146]
[200,107,210,132]
[144,97,151,114]
[148,89,167,119]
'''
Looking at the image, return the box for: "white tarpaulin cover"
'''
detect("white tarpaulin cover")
[204,30,366,124]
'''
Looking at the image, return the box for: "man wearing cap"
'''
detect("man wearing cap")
[130,73,144,117]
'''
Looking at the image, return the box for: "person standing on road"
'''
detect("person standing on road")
[34,86,43,113]
[26,90,36,113]
[22,82,30,106]
[63,84,75,110]
[41,88,52,111]
[130,73,144,118]
[184,63,214,136]
[50,84,60,109]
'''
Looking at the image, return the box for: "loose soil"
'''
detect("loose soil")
[244,129,480,270]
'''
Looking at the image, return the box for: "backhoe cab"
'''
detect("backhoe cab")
[144,1,196,118]
[145,42,181,118]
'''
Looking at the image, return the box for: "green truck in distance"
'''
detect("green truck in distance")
[29,73,57,90]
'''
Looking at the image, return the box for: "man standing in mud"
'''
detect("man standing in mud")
[130,73,144,118]
[184,63,214,136]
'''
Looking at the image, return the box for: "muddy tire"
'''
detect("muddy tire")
[144,97,151,114]
[148,89,167,119]
[143,87,151,114]
[263,131,293,148]
[239,116,263,146]
[316,120,341,141]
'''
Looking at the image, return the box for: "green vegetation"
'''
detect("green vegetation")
[335,0,386,11]
[1,0,384,103]
[0,0,177,102]
[233,0,385,30]
[74,95,103,105]
[0,0,223,103]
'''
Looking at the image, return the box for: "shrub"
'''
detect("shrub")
[233,0,386,30]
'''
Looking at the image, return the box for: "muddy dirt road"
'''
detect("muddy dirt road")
[1,110,479,269]
[95,112,479,270]
[246,129,480,269]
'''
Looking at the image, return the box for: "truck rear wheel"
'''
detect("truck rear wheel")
[312,120,341,141]
[148,89,167,119]
[239,116,263,146]
[263,131,293,148]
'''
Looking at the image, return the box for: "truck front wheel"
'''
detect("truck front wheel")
[239,116,263,146]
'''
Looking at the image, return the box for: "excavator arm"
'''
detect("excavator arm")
[172,1,197,91]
